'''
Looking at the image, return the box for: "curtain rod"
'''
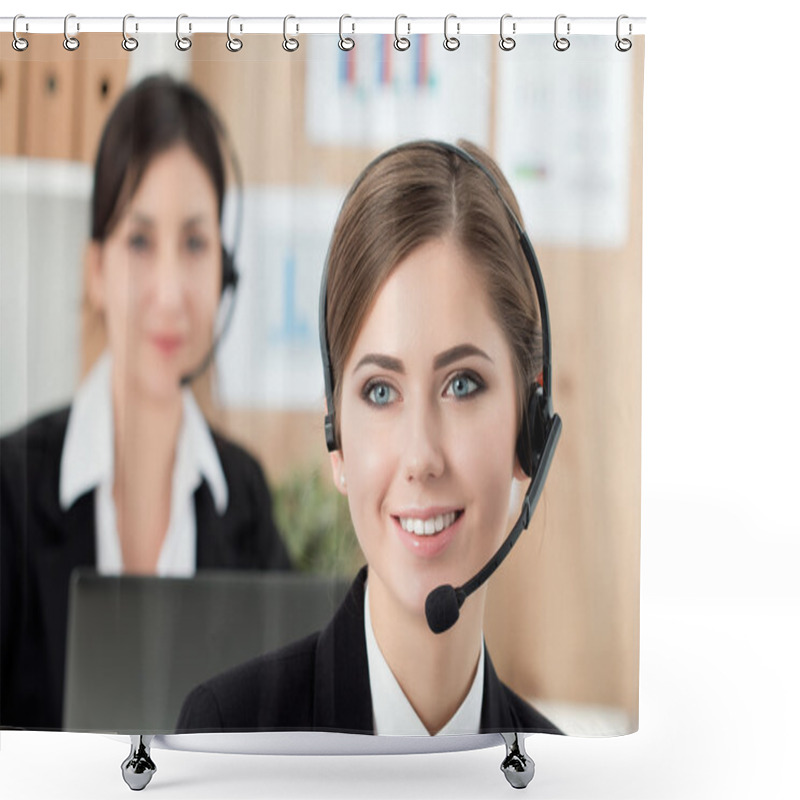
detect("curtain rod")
[1,15,646,37]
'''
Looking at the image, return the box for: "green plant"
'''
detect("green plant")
[272,465,364,576]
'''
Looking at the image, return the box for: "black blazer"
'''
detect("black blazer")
[0,406,292,730]
[176,566,561,735]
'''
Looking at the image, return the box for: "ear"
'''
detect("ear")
[329,449,347,496]
[85,241,106,312]
[513,453,528,482]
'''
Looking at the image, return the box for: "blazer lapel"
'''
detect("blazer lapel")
[312,566,374,733]
[480,646,519,732]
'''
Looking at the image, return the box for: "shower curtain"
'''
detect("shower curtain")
[0,18,643,756]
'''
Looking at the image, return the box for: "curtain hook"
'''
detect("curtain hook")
[553,14,570,51]
[394,15,411,51]
[615,14,632,52]
[227,15,243,52]
[175,14,192,51]
[338,14,355,51]
[122,14,138,52]
[499,14,516,51]
[283,15,299,52]
[443,14,460,51]
[63,13,80,51]
[12,14,29,52]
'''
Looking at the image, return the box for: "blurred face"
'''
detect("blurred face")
[332,236,526,618]
[89,144,222,401]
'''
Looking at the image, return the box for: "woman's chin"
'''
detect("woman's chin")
[136,367,185,403]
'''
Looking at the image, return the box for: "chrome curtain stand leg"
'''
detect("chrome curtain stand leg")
[500,732,535,789]
[121,734,157,791]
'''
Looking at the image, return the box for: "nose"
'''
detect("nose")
[152,246,184,313]
[402,396,446,484]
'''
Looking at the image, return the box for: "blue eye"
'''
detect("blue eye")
[365,381,397,406]
[446,373,482,399]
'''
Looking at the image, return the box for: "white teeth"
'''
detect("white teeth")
[399,511,458,536]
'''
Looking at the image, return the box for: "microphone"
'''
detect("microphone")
[424,413,562,634]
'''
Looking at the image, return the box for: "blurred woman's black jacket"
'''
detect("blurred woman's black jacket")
[0,406,291,730]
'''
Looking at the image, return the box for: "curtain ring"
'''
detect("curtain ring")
[615,14,632,52]
[63,13,80,51]
[499,14,516,51]
[394,15,411,51]
[226,15,243,52]
[122,14,138,52]
[12,15,29,52]
[553,14,570,51]
[175,14,192,51]
[283,15,299,52]
[338,14,355,51]
[443,14,460,51]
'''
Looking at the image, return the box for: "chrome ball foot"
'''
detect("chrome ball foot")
[121,735,156,791]
[500,732,535,789]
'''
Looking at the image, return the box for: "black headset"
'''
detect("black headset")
[318,140,563,633]
[216,108,242,298]
[221,245,239,295]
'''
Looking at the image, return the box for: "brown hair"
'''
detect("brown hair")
[91,74,228,243]
[325,139,542,447]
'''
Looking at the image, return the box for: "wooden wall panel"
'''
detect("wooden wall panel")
[190,34,382,187]
[484,42,644,727]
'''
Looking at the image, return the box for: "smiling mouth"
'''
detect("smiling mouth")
[395,511,464,536]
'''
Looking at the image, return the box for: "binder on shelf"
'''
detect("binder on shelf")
[0,34,25,156]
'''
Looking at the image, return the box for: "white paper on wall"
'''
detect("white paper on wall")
[496,36,632,248]
[216,186,343,410]
[305,34,491,148]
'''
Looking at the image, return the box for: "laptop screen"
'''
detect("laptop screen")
[64,570,349,732]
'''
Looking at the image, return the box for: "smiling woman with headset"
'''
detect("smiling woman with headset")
[0,75,291,730]
[177,139,561,738]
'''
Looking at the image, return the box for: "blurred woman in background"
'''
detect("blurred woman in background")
[1,75,290,730]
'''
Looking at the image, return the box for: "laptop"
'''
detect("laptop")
[63,569,351,733]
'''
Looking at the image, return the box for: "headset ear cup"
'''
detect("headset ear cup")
[221,246,239,294]
[516,385,547,478]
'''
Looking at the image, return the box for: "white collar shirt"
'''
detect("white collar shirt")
[364,580,485,736]
[59,351,228,576]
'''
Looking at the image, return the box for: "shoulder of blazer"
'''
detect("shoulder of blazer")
[1,405,71,459]
[175,567,372,733]
[208,427,269,491]
[195,427,291,571]
[481,647,563,735]
[176,629,320,732]
[1,405,73,530]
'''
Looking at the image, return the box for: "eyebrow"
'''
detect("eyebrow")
[129,213,210,229]
[352,343,493,375]
[433,343,493,371]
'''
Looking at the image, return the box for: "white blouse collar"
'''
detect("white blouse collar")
[59,351,228,514]
[364,580,484,736]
